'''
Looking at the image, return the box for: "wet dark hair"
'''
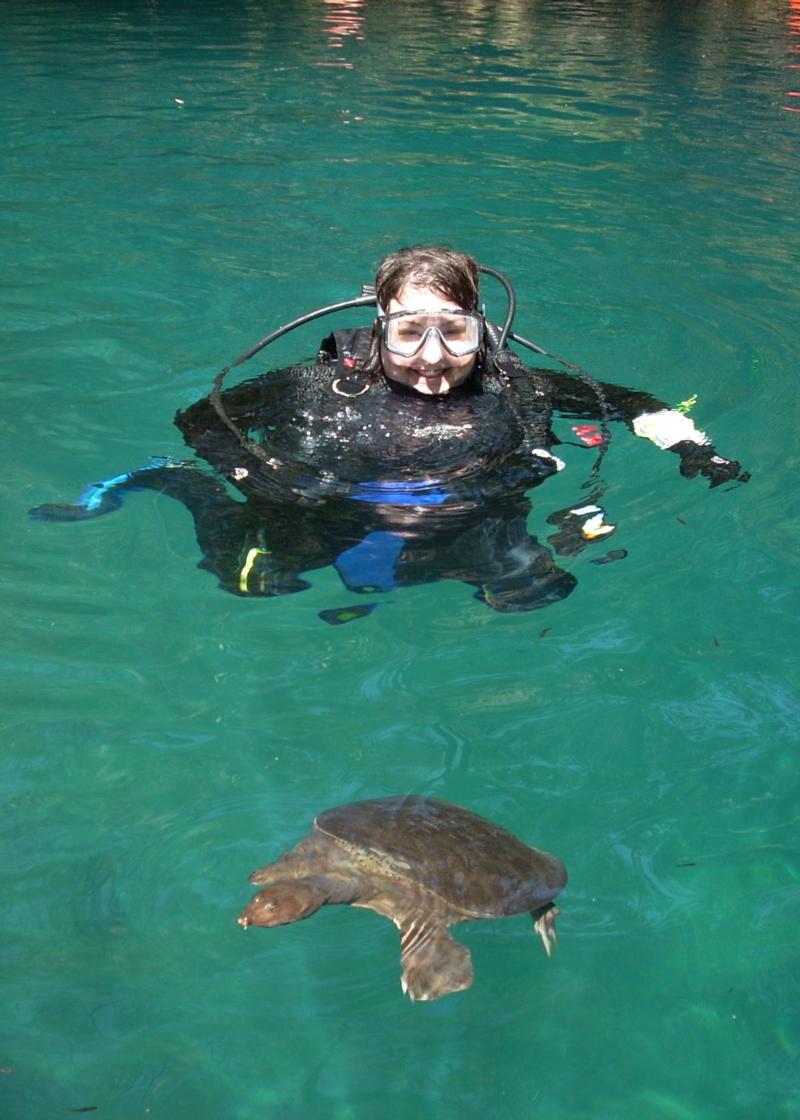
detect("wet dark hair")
[375,246,480,312]
[364,246,482,378]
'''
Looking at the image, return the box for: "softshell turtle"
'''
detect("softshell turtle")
[238,795,567,1001]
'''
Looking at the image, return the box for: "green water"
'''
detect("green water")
[3,1,799,1117]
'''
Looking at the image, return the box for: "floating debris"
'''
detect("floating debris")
[318,603,381,625]
[590,549,628,566]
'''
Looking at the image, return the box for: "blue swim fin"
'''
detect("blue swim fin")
[29,457,189,522]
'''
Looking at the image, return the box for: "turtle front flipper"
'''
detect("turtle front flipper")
[400,927,473,1002]
[532,902,560,957]
[248,835,332,885]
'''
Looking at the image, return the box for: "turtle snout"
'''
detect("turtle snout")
[238,890,283,928]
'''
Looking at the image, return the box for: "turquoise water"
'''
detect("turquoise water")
[3,1,800,1117]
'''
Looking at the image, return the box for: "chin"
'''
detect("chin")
[410,373,455,395]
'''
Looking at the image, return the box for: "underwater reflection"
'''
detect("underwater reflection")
[319,0,365,68]
[786,0,800,113]
[84,460,582,616]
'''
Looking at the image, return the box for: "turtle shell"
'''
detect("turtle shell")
[314,795,566,919]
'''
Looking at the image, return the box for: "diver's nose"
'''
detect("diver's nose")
[418,329,446,364]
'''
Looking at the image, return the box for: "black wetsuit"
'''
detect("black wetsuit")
[30,330,745,612]
[154,346,577,609]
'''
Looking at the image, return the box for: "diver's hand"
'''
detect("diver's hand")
[671,440,750,488]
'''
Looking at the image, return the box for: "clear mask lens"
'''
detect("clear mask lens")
[381,310,482,358]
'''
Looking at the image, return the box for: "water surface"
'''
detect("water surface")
[3,2,799,1118]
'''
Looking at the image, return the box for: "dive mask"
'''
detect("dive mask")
[379,309,483,358]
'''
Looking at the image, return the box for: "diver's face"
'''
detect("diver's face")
[380,283,478,397]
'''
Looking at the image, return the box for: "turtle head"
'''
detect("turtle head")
[237,880,327,929]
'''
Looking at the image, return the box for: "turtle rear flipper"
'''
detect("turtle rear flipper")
[532,902,560,956]
[400,931,473,1002]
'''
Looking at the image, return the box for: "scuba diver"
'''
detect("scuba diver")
[30,246,747,615]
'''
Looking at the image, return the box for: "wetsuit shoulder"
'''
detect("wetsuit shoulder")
[318,326,374,367]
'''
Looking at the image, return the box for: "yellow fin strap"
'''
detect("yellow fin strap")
[239,547,271,593]
[676,394,698,414]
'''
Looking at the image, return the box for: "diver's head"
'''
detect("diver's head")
[372,247,483,396]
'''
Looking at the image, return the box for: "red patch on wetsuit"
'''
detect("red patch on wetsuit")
[572,424,605,447]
